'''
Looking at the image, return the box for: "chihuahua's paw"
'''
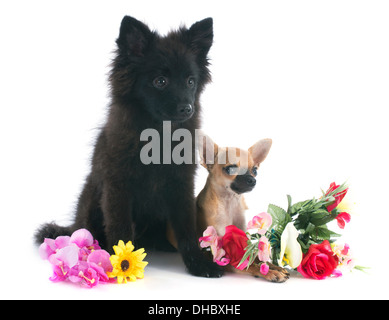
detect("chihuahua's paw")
[263,269,289,283]
[263,264,290,283]
[183,251,224,278]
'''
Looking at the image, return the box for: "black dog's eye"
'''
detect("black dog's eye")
[153,76,168,89]
[252,167,258,176]
[187,77,195,88]
[223,165,239,175]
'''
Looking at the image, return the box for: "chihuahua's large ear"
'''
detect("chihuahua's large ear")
[116,16,154,57]
[197,131,218,171]
[249,139,272,166]
[186,18,213,58]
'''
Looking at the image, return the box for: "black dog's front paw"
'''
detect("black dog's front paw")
[182,251,224,278]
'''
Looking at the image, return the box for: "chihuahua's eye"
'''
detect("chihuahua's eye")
[224,165,239,175]
[252,167,258,176]
[153,76,168,89]
[187,77,195,88]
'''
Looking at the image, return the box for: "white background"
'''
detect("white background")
[1,0,388,300]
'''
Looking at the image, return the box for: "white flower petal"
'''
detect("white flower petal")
[278,222,302,268]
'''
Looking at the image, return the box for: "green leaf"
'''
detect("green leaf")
[290,199,314,216]
[310,209,333,226]
[354,265,370,273]
[268,203,287,219]
[310,225,341,242]
[294,213,310,230]
[248,251,257,269]
[305,222,316,234]
[269,228,281,250]
[268,204,291,233]
[297,236,314,253]
[238,242,257,268]
[238,252,250,268]
[287,195,293,215]
[271,246,281,266]
[327,229,341,239]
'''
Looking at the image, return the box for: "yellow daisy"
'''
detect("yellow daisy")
[107,240,148,284]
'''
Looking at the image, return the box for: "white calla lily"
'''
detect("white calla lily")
[278,222,303,268]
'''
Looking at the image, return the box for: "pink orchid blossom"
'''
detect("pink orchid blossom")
[69,229,101,261]
[211,237,230,266]
[199,226,230,266]
[247,212,272,235]
[48,245,80,282]
[79,266,100,288]
[199,226,218,248]
[70,229,101,261]
[67,251,114,288]
[39,236,71,260]
[87,249,113,274]
[87,249,114,282]
[39,229,101,261]
[70,229,94,248]
[40,228,113,288]
[215,256,230,266]
[257,236,271,262]
[68,261,100,288]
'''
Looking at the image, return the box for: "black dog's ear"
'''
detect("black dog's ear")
[186,18,213,58]
[116,16,153,57]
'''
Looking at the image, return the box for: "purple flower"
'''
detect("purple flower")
[70,229,95,248]
[68,262,100,288]
[88,250,113,275]
[48,245,79,282]
[39,228,112,288]
[67,251,113,288]
[70,229,101,261]
[39,236,71,260]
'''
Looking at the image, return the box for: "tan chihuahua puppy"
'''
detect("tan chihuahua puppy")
[196,134,289,282]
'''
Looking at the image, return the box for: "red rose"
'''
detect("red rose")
[297,240,339,280]
[325,182,348,212]
[222,225,249,269]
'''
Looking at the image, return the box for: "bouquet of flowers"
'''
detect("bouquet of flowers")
[39,229,148,288]
[200,182,363,279]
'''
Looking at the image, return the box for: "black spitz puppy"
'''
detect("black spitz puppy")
[35,16,223,278]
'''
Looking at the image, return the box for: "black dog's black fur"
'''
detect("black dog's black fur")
[35,16,223,278]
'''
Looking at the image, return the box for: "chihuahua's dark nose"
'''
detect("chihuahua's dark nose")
[246,176,256,187]
[178,104,193,115]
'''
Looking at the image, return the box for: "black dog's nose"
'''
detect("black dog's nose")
[246,176,256,187]
[178,104,193,115]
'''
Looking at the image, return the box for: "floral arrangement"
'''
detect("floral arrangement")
[39,182,363,286]
[200,182,364,279]
[39,229,148,288]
